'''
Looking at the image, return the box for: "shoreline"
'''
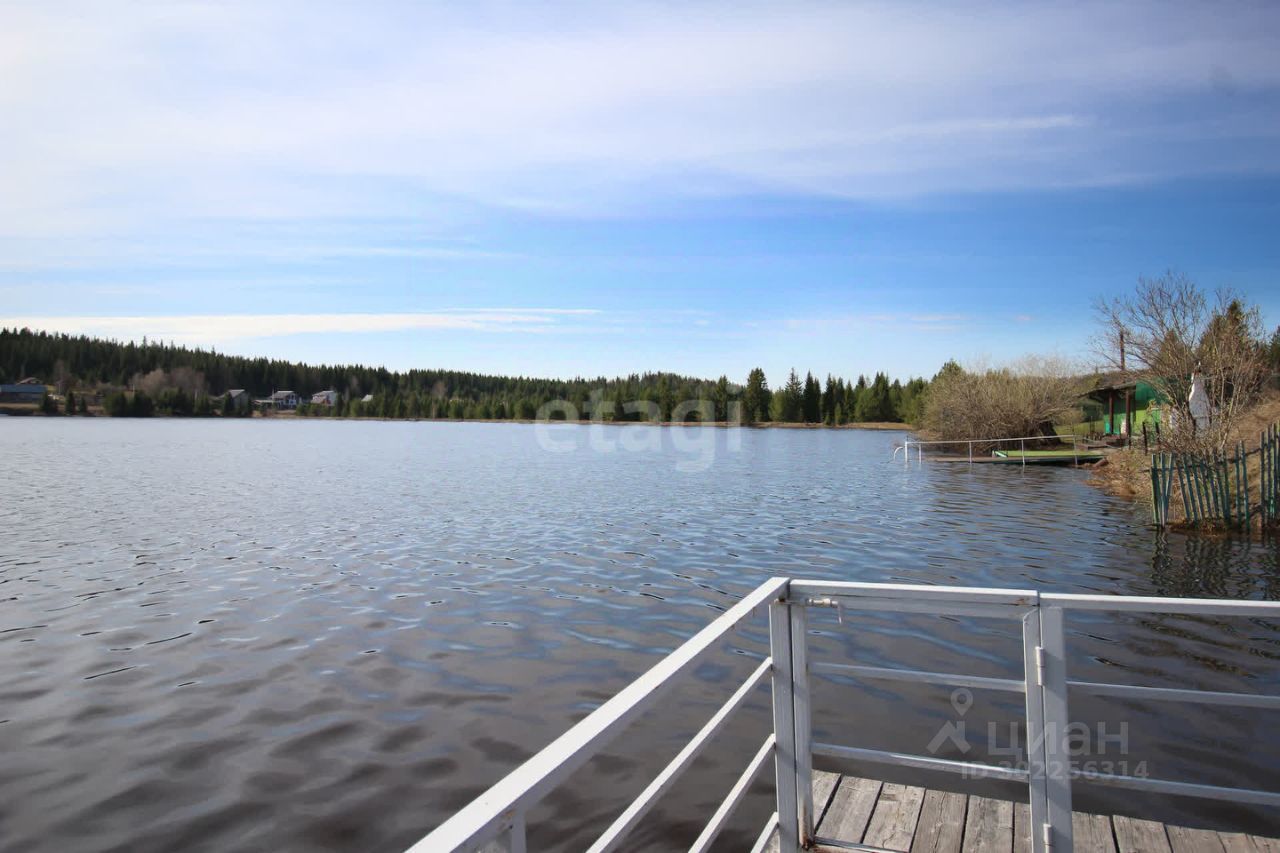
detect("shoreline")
[2,405,912,431]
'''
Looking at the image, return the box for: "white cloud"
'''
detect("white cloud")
[2,0,1279,248]
[4,309,603,345]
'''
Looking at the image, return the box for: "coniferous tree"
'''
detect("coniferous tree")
[713,375,729,422]
[131,391,155,417]
[833,379,848,425]
[64,390,75,415]
[743,368,769,424]
[855,372,893,422]
[780,369,804,422]
[657,376,676,422]
[802,372,821,423]
[848,375,868,422]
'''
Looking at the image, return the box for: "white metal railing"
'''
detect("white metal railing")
[408,579,1280,853]
[893,433,1091,467]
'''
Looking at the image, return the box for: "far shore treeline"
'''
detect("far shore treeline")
[0,328,928,424]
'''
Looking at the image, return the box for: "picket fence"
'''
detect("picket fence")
[1150,423,1280,528]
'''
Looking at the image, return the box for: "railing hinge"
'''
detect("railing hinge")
[1035,646,1046,686]
[1043,822,1053,848]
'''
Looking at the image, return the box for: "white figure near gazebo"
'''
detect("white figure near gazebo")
[1188,368,1211,433]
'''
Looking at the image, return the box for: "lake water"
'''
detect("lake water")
[2,419,1277,852]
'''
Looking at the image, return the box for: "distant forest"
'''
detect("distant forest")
[1,327,928,424]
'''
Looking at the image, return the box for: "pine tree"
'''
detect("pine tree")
[855,372,893,422]
[64,390,75,415]
[743,368,769,424]
[822,375,837,425]
[713,375,729,422]
[802,372,821,423]
[781,369,804,422]
[833,379,848,425]
[848,375,868,422]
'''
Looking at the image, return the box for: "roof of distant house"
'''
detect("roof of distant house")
[227,388,246,396]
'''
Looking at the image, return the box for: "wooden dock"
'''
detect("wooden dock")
[765,772,1280,853]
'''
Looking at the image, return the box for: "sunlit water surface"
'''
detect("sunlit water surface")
[1,420,1277,852]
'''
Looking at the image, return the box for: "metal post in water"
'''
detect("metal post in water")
[968,441,973,464]
[1021,438,1026,469]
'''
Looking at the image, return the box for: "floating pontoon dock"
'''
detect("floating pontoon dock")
[894,435,1111,466]
[410,578,1280,853]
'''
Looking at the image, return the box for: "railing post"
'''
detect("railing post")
[969,440,973,464]
[508,812,527,853]
[790,604,813,846]
[769,599,800,853]
[1021,608,1050,853]
[1037,605,1074,852]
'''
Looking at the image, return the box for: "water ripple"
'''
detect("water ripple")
[0,419,1277,851]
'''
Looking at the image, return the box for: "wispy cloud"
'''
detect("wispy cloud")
[5,309,603,346]
[785,312,972,334]
[3,1,1280,247]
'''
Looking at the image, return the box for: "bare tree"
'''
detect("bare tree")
[129,366,208,397]
[922,356,1084,443]
[1094,272,1268,452]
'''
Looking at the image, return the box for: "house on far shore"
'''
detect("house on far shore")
[0,380,48,403]
[268,390,299,410]
[225,389,249,409]
[311,390,338,407]
[361,394,374,403]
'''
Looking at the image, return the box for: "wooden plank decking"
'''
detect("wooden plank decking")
[765,772,1280,853]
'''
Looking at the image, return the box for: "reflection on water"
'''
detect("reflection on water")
[0,419,1277,852]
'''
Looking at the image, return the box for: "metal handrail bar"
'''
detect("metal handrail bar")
[811,661,1026,693]
[792,579,1038,607]
[406,576,789,853]
[810,742,1030,782]
[688,735,777,853]
[900,435,1086,447]
[1042,592,1280,617]
[750,813,780,853]
[586,656,773,853]
[1067,679,1280,710]
[1071,769,1280,807]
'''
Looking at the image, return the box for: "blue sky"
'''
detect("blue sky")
[3,1,1279,383]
